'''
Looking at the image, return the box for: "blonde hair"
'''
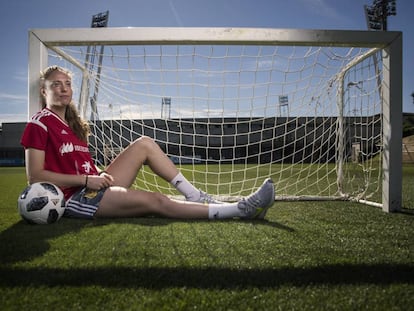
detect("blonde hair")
[40,66,90,142]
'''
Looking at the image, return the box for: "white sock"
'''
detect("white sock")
[208,202,241,219]
[170,173,200,200]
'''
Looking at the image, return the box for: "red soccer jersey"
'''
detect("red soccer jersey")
[21,108,98,200]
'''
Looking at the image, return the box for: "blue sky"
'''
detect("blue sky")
[0,0,412,123]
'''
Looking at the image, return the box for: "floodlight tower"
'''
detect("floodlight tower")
[84,11,109,120]
[278,95,289,117]
[363,1,396,115]
[161,97,172,119]
[364,0,396,31]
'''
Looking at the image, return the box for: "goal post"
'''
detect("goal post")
[28,27,402,212]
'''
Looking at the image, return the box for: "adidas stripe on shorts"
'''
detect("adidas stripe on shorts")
[64,187,107,219]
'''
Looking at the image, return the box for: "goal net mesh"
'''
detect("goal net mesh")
[45,41,383,203]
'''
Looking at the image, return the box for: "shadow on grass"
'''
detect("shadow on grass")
[0,217,292,265]
[0,218,412,289]
[0,264,413,288]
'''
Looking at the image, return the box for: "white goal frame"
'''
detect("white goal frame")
[28,27,402,212]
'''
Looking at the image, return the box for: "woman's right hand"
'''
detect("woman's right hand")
[86,173,114,190]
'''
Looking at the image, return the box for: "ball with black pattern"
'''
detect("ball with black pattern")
[17,182,65,224]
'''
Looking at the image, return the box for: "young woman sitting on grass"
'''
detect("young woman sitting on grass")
[21,66,274,220]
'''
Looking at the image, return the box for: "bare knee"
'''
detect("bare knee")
[98,188,174,218]
[132,136,156,148]
[129,136,156,154]
[150,192,175,216]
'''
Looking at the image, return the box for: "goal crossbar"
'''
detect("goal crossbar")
[29,27,400,47]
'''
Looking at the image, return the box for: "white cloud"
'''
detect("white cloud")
[0,93,27,102]
[0,113,26,124]
[14,70,27,82]
[0,92,27,123]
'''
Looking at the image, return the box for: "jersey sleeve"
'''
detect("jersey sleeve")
[20,120,48,151]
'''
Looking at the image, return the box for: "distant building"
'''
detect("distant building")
[0,122,25,166]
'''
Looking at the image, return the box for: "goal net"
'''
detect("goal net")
[28,28,402,211]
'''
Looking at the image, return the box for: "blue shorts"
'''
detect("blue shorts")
[64,187,107,219]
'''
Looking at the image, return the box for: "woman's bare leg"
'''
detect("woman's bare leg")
[104,136,205,202]
[96,186,209,219]
[106,136,180,188]
[95,178,275,220]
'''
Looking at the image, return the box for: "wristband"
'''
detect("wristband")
[85,175,89,187]
[99,171,107,176]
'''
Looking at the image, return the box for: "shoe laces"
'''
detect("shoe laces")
[199,191,216,204]
[241,195,262,214]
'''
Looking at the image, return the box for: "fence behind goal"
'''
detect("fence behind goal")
[28,28,402,212]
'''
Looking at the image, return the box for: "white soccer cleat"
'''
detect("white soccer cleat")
[238,178,275,219]
[187,190,223,204]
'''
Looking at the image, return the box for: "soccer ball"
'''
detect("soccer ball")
[17,182,65,224]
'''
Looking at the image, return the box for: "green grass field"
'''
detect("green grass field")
[0,166,413,310]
